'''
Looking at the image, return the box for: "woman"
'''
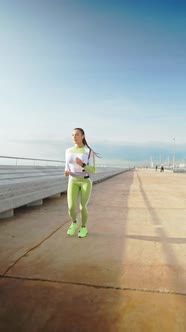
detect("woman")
[64,128,96,238]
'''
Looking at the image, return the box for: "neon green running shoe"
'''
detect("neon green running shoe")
[78,227,88,238]
[67,221,79,236]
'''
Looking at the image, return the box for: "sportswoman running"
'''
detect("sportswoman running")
[64,128,96,238]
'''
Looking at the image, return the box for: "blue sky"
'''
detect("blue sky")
[0,0,186,165]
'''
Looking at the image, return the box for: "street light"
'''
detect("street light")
[173,138,176,169]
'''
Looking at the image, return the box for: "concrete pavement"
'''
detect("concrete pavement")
[0,169,186,331]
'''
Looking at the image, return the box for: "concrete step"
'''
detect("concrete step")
[0,166,128,218]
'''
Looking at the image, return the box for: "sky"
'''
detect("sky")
[0,0,186,166]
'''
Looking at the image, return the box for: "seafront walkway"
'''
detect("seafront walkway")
[0,169,186,331]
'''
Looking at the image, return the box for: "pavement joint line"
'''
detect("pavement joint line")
[0,275,186,297]
[2,220,70,276]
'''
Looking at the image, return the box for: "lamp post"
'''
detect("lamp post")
[173,138,176,169]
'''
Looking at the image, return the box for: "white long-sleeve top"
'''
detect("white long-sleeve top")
[65,146,96,180]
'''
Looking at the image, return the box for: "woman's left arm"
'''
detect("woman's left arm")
[84,151,95,174]
[76,151,96,174]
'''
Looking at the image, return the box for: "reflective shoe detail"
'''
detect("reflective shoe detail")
[67,222,79,236]
[78,227,88,238]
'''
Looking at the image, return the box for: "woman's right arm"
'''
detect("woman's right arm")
[64,149,70,176]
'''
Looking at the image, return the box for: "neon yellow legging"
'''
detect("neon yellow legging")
[67,177,92,227]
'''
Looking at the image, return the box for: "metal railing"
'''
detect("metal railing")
[0,156,128,172]
[0,155,65,166]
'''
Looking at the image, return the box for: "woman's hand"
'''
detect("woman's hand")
[64,170,70,176]
[75,157,83,167]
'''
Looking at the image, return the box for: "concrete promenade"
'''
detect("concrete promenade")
[0,169,186,331]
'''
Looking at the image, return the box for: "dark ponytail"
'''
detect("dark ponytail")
[74,128,100,158]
